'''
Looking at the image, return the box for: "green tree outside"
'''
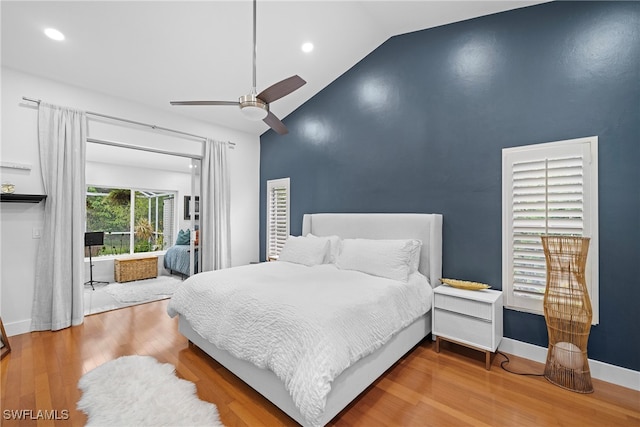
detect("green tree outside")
[86,187,173,256]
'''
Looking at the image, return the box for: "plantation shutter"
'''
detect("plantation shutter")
[511,156,584,300]
[502,137,599,322]
[267,178,290,260]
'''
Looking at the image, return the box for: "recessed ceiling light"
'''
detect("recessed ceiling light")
[301,42,314,53]
[44,28,65,41]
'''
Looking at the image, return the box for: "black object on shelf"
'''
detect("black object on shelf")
[0,194,47,203]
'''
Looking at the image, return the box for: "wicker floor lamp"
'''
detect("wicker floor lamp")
[541,235,593,393]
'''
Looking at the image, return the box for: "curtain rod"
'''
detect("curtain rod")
[21,96,235,147]
[87,137,203,160]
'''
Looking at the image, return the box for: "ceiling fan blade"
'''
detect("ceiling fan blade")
[257,75,306,104]
[263,111,288,135]
[170,101,239,106]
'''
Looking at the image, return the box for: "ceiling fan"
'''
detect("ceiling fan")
[170,0,306,135]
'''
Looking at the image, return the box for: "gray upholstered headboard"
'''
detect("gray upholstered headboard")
[302,213,443,288]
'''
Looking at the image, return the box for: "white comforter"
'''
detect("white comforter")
[167,261,432,426]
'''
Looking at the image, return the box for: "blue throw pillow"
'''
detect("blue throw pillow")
[176,229,190,245]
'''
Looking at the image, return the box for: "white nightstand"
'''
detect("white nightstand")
[432,285,503,370]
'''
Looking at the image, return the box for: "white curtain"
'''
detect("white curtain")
[200,139,231,271]
[31,103,86,331]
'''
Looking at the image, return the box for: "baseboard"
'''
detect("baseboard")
[5,318,31,337]
[499,337,640,391]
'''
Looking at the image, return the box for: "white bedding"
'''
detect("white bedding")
[167,261,433,426]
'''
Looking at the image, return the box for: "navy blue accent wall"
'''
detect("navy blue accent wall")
[260,2,640,371]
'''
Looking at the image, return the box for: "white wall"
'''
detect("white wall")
[0,67,261,335]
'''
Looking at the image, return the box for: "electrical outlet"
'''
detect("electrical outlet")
[32,228,42,239]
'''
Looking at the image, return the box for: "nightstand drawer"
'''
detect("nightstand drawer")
[434,308,493,350]
[434,293,492,321]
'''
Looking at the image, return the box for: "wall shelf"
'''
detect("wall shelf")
[0,194,47,203]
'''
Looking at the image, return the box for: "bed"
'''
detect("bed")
[163,244,198,277]
[168,213,442,426]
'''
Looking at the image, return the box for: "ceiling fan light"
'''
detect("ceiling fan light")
[241,105,269,120]
[239,95,269,120]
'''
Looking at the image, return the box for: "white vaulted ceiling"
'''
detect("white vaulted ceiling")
[2,1,547,136]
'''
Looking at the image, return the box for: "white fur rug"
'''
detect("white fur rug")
[77,355,223,427]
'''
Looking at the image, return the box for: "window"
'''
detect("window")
[266,178,290,260]
[86,186,176,256]
[502,136,599,323]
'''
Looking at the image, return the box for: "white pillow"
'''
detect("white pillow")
[306,233,342,264]
[336,238,422,282]
[277,235,330,266]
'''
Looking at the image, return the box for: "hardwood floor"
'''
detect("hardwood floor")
[1,300,638,426]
